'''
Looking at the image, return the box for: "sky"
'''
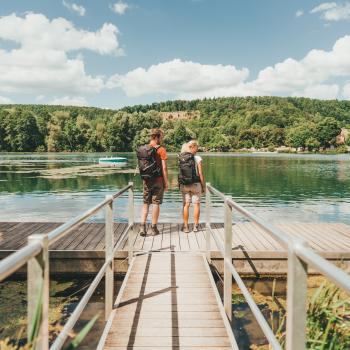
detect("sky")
[0,0,350,108]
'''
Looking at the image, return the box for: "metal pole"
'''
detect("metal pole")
[27,234,49,350]
[128,182,134,262]
[105,195,114,321]
[205,182,211,262]
[286,241,308,350]
[224,197,232,321]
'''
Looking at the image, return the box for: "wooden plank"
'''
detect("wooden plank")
[316,223,350,250]
[105,336,231,347]
[105,347,232,350]
[67,223,99,250]
[51,223,88,250]
[178,227,190,251]
[107,327,228,337]
[240,222,278,251]
[170,223,180,251]
[299,223,349,251]
[161,223,171,250]
[101,253,236,349]
[0,222,49,249]
[78,223,105,250]
[0,222,37,248]
[233,223,260,251]
[281,223,336,252]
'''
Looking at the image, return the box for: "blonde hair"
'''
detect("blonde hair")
[188,140,199,149]
[181,140,199,153]
[181,142,190,153]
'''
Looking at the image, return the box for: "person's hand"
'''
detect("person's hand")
[164,183,169,191]
[201,185,205,194]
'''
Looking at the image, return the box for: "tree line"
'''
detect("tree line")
[0,96,350,153]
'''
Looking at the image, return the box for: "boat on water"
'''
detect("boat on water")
[98,156,128,166]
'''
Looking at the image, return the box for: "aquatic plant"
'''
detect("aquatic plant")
[306,282,350,350]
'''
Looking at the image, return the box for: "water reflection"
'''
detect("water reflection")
[1,153,350,224]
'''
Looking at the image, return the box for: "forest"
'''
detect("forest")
[0,96,350,153]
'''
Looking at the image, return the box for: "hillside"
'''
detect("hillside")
[1,97,350,152]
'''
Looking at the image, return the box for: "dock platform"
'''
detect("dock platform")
[1,221,350,274]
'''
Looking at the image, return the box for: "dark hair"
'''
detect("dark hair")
[150,128,164,140]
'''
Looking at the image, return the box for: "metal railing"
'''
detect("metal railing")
[0,182,135,350]
[205,183,350,350]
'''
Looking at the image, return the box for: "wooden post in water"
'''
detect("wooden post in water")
[128,182,134,262]
[27,234,49,350]
[105,195,114,321]
[224,197,232,321]
[205,182,211,262]
[286,241,308,350]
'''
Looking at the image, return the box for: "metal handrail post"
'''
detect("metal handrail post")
[105,195,114,321]
[205,182,211,262]
[128,182,134,262]
[224,197,233,321]
[27,234,49,350]
[286,240,308,350]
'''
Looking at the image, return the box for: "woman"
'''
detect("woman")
[179,140,205,233]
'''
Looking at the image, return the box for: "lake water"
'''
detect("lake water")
[1,152,350,224]
[0,153,350,223]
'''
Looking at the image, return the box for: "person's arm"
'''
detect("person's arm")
[162,159,168,190]
[197,161,205,192]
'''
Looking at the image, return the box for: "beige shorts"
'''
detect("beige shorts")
[180,183,202,204]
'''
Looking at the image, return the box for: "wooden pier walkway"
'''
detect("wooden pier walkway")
[1,221,350,274]
[2,183,350,350]
[98,252,237,349]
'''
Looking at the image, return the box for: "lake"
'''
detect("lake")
[1,152,350,224]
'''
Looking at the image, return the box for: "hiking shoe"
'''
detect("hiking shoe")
[139,224,147,237]
[193,224,199,232]
[182,225,190,233]
[150,224,160,236]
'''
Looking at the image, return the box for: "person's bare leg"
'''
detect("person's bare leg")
[152,204,160,225]
[183,203,190,228]
[141,203,149,224]
[194,203,200,225]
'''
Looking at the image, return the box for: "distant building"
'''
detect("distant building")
[160,110,200,121]
[336,128,350,145]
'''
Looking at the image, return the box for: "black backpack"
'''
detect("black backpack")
[178,152,200,185]
[136,145,162,180]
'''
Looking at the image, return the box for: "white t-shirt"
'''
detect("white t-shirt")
[194,155,202,175]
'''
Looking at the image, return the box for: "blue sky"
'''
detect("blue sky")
[0,0,350,108]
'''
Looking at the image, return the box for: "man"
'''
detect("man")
[139,129,168,236]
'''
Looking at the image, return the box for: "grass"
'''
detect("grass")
[249,280,350,349]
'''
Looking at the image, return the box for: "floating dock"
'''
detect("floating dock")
[1,221,350,275]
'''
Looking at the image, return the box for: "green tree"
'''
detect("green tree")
[315,117,341,147]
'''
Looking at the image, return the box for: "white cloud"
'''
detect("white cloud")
[111,1,130,15]
[49,96,88,106]
[62,1,86,16]
[293,84,340,99]
[342,82,350,99]
[110,35,350,100]
[295,10,304,17]
[311,2,350,21]
[0,13,122,56]
[0,12,123,96]
[0,95,12,104]
[107,59,249,97]
[250,35,350,96]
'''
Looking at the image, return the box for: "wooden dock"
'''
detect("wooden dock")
[1,221,350,274]
[98,252,237,349]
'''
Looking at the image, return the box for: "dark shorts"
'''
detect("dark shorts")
[143,178,165,204]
